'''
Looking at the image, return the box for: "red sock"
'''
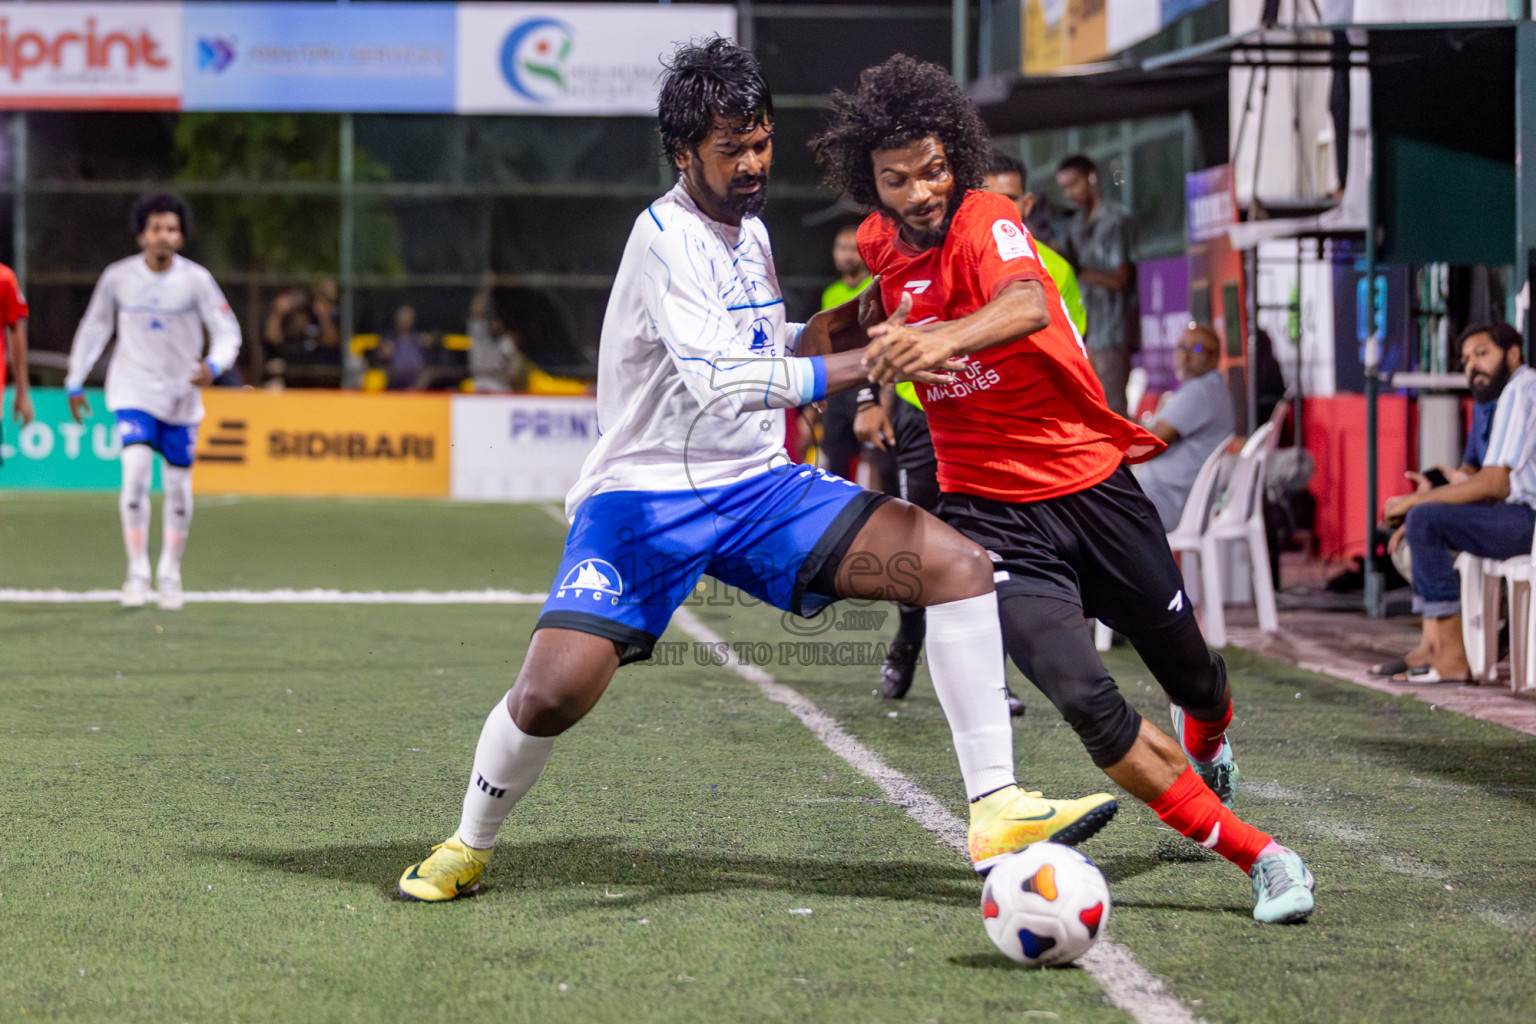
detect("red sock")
[1180,700,1232,760]
[1148,767,1271,872]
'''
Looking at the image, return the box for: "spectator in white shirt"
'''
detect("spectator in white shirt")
[1383,322,1534,683]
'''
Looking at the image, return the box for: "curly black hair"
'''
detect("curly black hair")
[657,36,773,171]
[131,192,189,237]
[810,54,989,209]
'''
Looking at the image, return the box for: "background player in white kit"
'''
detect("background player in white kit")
[65,194,241,610]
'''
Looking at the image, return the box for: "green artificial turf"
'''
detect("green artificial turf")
[3,494,1536,1022]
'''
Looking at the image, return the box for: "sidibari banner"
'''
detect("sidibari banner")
[181,2,455,112]
[455,3,735,115]
[193,389,451,497]
[0,3,182,110]
[450,394,597,504]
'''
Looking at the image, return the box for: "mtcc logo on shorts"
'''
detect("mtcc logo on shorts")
[500,18,573,102]
[557,559,623,603]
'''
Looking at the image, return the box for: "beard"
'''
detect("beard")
[1470,361,1512,403]
[726,175,769,219]
[892,192,961,250]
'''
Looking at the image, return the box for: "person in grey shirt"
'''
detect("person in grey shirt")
[1134,324,1235,530]
[1057,153,1137,415]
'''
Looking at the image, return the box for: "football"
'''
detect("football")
[980,842,1111,967]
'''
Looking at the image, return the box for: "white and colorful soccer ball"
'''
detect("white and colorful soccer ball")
[980,841,1111,967]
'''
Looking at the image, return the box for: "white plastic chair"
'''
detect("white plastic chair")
[1129,431,1234,633]
[1456,524,1536,690]
[1187,422,1278,648]
[1095,430,1235,653]
[1454,552,1503,684]
[1125,366,1149,420]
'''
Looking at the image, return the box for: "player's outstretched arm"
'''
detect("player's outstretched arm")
[863,279,1049,386]
[64,269,118,424]
[798,275,888,357]
[9,317,32,426]
[195,268,242,382]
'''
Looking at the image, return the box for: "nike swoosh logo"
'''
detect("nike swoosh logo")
[1004,810,1058,822]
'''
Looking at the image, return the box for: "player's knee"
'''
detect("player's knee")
[507,680,589,737]
[926,538,992,601]
[1034,665,1141,768]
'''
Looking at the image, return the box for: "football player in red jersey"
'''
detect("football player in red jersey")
[811,55,1315,924]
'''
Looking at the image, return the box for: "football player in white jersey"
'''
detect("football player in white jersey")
[65,194,241,610]
[398,39,1117,903]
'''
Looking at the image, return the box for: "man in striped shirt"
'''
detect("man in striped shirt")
[1384,322,1536,682]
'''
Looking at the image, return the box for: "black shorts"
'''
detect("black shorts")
[891,400,939,511]
[936,464,1189,637]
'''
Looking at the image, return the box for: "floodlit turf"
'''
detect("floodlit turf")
[4,493,1536,1022]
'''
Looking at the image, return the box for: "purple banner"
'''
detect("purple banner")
[1134,255,1190,395]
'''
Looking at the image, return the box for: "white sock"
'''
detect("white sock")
[157,464,193,582]
[456,692,556,849]
[119,445,154,582]
[925,591,1017,801]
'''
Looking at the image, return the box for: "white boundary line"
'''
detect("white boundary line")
[0,588,546,605]
[672,607,1205,1024]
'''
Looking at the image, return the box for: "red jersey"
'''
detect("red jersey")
[0,263,27,391]
[857,190,1162,502]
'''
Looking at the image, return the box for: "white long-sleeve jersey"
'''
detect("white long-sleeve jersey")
[65,254,241,425]
[565,182,823,515]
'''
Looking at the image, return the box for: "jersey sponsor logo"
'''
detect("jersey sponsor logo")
[1168,590,1185,612]
[920,360,1002,403]
[903,280,931,294]
[557,558,623,600]
[749,315,772,353]
[991,218,1032,261]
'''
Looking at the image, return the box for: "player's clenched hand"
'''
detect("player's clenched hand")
[67,392,91,425]
[863,294,955,386]
[190,360,214,386]
[12,388,34,427]
[854,401,894,451]
[857,274,886,332]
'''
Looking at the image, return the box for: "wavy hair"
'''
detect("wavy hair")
[811,54,989,209]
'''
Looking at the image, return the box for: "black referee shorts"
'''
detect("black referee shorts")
[937,464,1228,767]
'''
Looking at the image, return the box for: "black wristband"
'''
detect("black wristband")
[855,386,878,407]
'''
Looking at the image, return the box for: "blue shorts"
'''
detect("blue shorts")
[116,410,197,468]
[539,465,888,664]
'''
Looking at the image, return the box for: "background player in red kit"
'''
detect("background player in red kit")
[0,260,34,441]
[811,55,1316,924]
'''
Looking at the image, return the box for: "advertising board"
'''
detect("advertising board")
[0,3,181,110]
[450,394,597,503]
[0,389,127,489]
[181,2,455,112]
[193,390,451,497]
[456,3,735,115]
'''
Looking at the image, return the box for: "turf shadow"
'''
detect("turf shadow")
[947,952,1085,972]
[1345,736,1536,809]
[205,836,980,909]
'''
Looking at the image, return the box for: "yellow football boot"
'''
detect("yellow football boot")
[968,786,1118,875]
[398,836,491,902]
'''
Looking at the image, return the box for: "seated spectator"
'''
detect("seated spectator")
[1381,322,1535,683]
[1132,323,1236,530]
[376,304,429,391]
[262,280,341,387]
[467,289,529,393]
